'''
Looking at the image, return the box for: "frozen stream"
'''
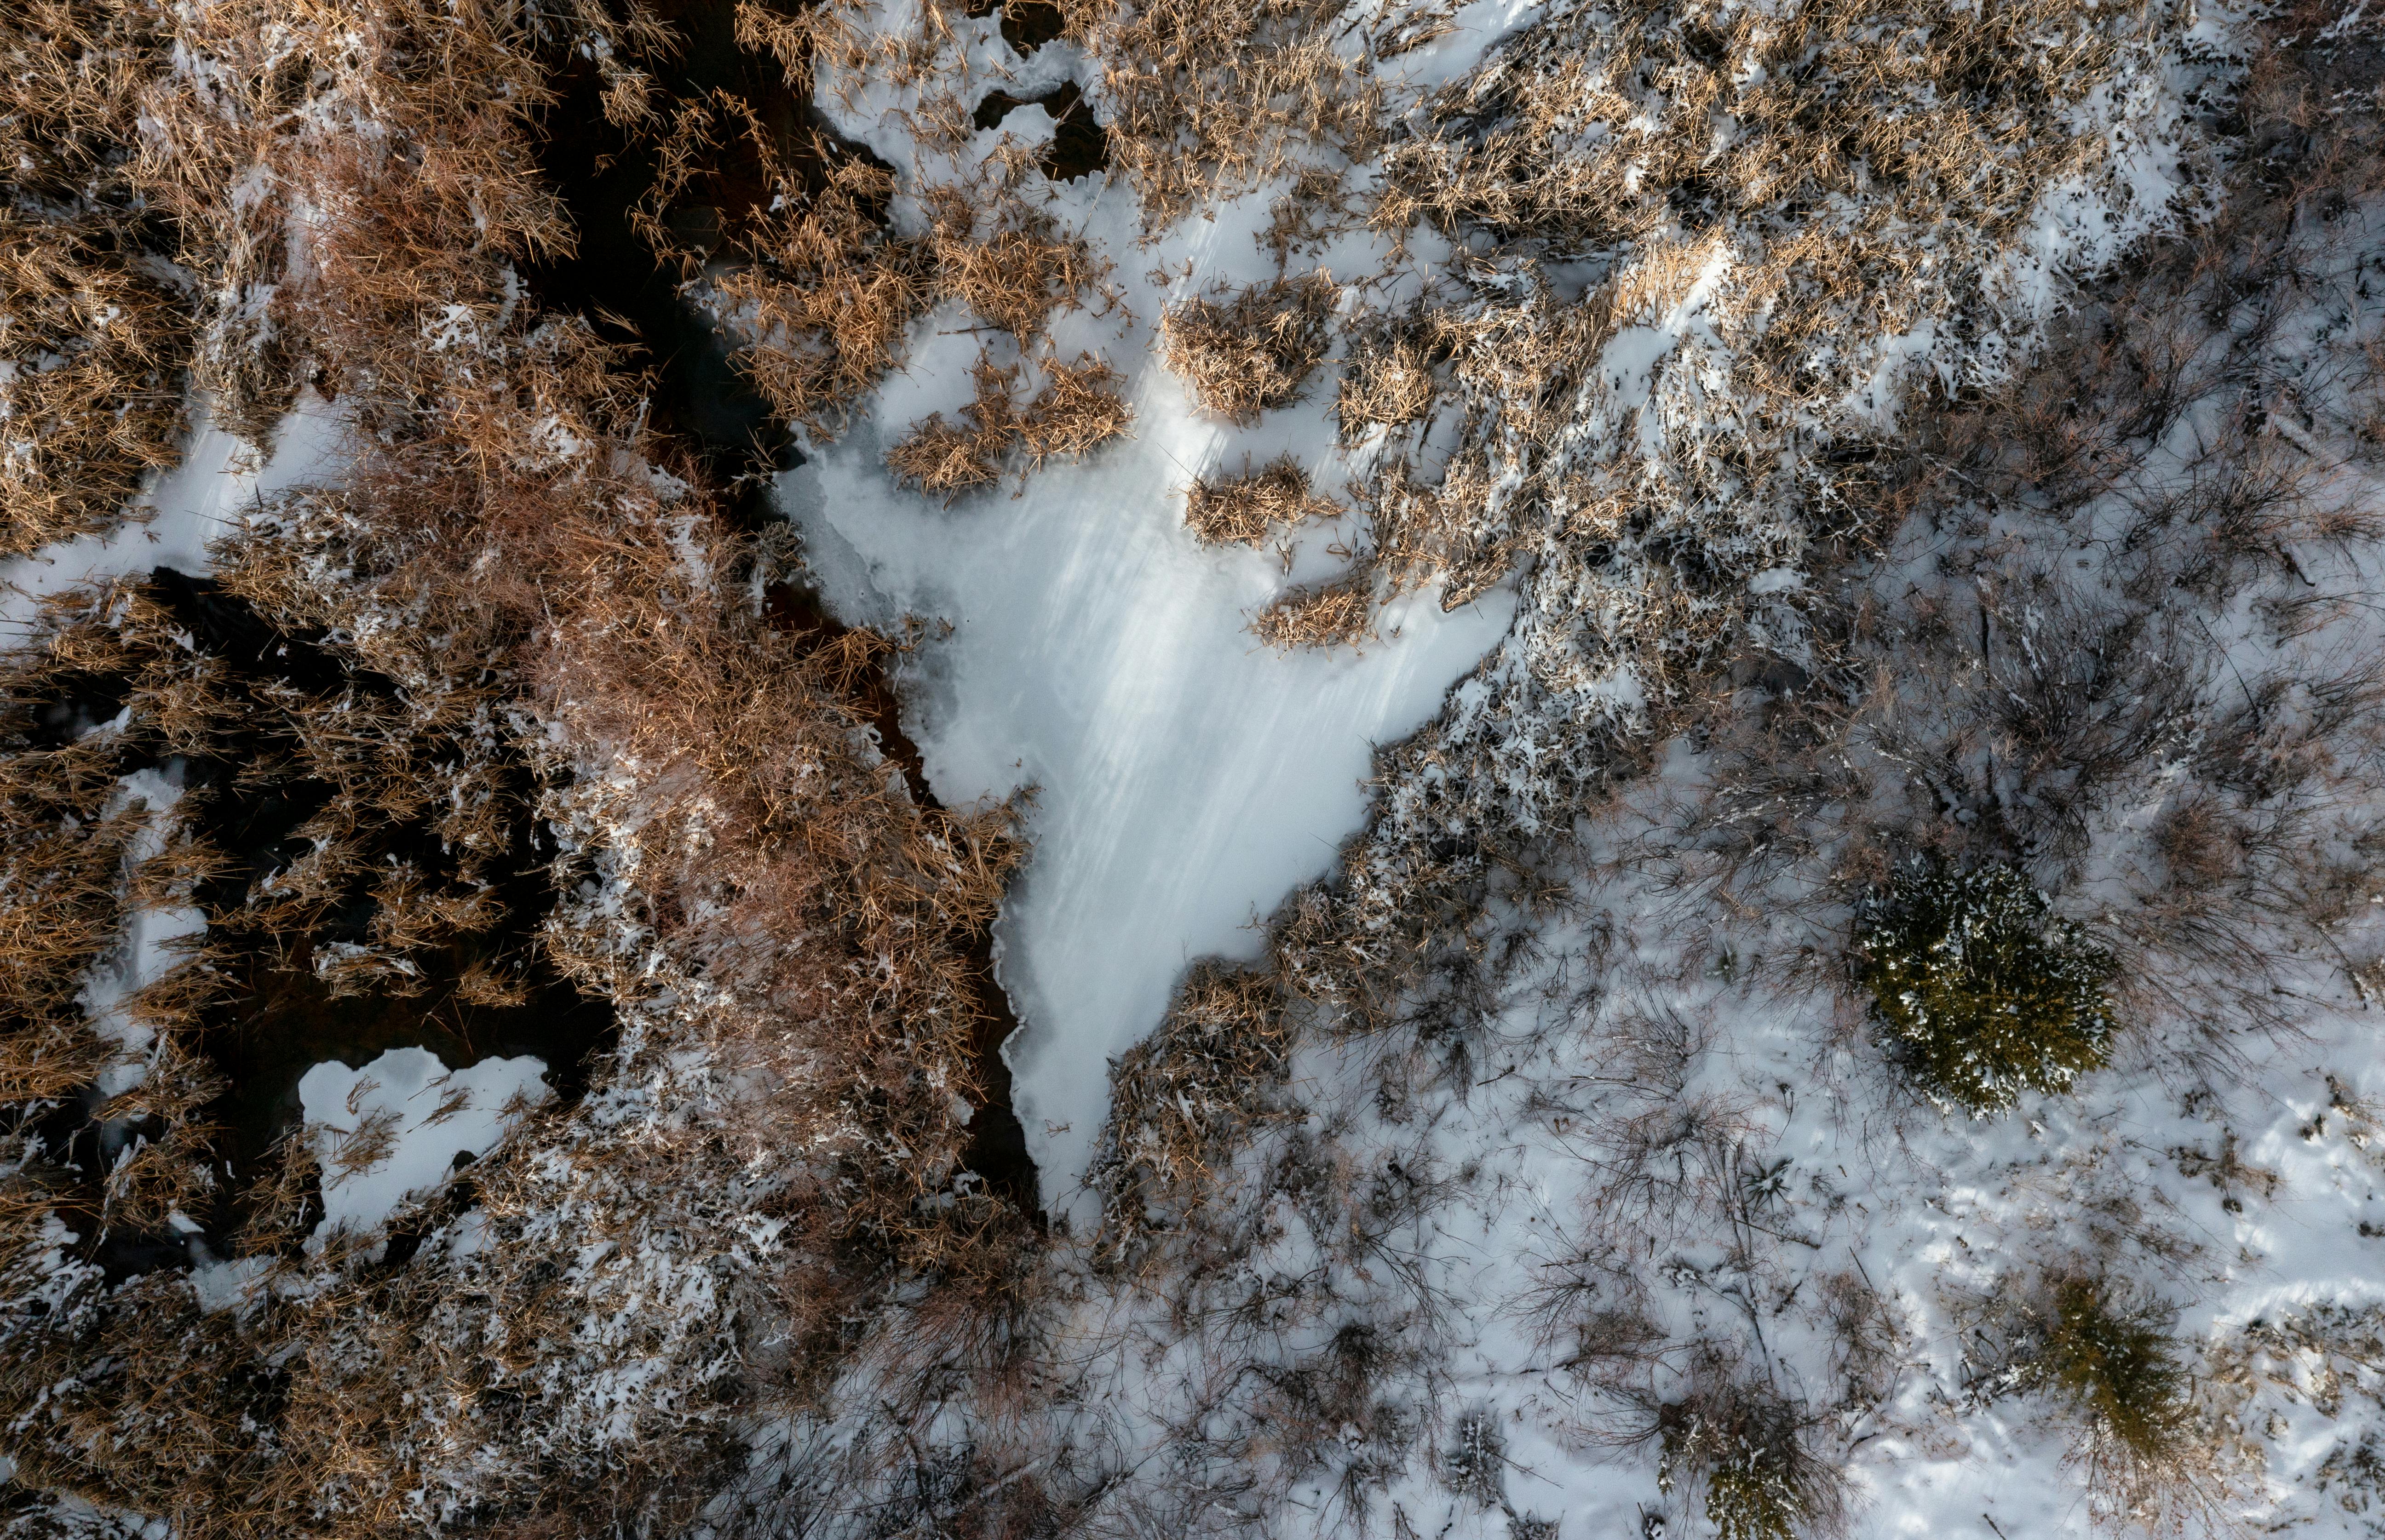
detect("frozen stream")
[782,381,1514,1215]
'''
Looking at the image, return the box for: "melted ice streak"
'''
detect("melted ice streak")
[783,354,1514,1214]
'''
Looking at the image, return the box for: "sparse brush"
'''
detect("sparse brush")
[1091,963,1290,1263]
[1183,454,1342,547]
[1160,273,1339,424]
[1252,569,1375,650]
[1854,860,2115,1115]
[1655,1377,1842,1540]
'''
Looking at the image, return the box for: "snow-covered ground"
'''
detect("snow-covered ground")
[786,328,1511,1206]
[298,1047,549,1235]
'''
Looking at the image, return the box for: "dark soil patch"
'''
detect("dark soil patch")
[971,80,1110,181]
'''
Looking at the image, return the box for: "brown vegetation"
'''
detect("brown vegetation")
[1159,272,1338,424]
[0,0,190,554]
[1182,453,1342,547]
[0,0,1044,1533]
[886,348,1132,500]
[1251,569,1376,650]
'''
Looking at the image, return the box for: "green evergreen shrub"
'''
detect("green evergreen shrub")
[1854,860,2115,1114]
[2026,1277,2191,1462]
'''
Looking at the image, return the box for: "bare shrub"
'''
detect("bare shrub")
[1160,273,1339,424]
[1652,1372,1844,1540]
[1183,454,1342,548]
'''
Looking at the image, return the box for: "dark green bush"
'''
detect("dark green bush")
[2026,1277,2190,1462]
[1855,860,2114,1114]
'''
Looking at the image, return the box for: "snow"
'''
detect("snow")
[296,1047,549,1236]
[783,63,1519,1205]
[787,414,1510,1210]
[80,767,208,1095]
[0,390,345,636]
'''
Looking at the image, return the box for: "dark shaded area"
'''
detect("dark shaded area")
[764,583,1040,1219]
[521,0,896,495]
[8,573,619,1279]
[971,80,1110,181]
[958,0,1067,53]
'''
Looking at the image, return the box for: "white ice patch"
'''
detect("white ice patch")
[0,390,345,638]
[80,767,210,1095]
[298,1047,548,1236]
[786,373,1512,1211]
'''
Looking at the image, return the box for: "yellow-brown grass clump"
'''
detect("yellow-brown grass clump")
[1160,272,1339,424]
[934,219,1105,342]
[0,0,1046,1532]
[1065,0,1385,228]
[1183,454,1342,547]
[887,349,1132,498]
[1252,568,1376,650]
[0,0,191,555]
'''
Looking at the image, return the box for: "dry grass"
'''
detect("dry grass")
[1063,0,1385,228]
[886,349,1131,499]
[718,147,931,438]
[1182,454,1342,547]
[1250,569,1377,650]
[1089,962,1290,1265]
[1335,305,1448,444]
[0,0,191,554]
[1018,351,1132,467]
[933,220,1104,343]
[0,0,1047,1532]
[1159,273,1338,424]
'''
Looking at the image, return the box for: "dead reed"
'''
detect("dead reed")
[1159,273,1338,424]
[1182,454,1342,548]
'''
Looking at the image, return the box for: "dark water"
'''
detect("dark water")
[972,80,1110,182]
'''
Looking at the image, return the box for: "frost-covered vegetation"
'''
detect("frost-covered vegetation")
[8,0,2385,1533]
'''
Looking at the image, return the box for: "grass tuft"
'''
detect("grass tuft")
[1159,273,1338,424]
[1183,455,1342,548]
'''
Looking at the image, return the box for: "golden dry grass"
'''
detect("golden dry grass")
[1063,0,1385,227]
[886,349,1132,498]
[0,0,191,554]
[0,0,1046,1531]
[1159,272,1339,424]
[1182,454,1341,547]
[1251,568,1376,650]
